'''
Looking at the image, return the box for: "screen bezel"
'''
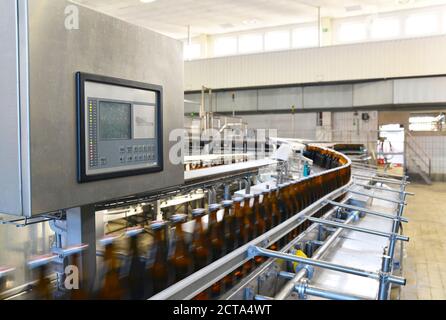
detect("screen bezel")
[76,72,164,183]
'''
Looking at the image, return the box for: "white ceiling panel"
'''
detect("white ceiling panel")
[73,0,446,39]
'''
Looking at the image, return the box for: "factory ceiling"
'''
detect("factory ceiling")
[73,0,446,39]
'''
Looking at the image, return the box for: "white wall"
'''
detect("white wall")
[240,113,317,140]
[184,113,317,140]
[185,35,446,91]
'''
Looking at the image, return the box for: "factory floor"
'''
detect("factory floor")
[399,182,446,300]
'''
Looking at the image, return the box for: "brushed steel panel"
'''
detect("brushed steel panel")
[0,0,22,215]
[353,80,393,107]
[26,0,184,215]
[258,87,303,111]
[216,90,258,112]
[394,76,446,104]
[304,84,353,109]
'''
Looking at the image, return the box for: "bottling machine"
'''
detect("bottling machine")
[0,0,410,301]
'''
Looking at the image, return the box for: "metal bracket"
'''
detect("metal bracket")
[0,212,64,228]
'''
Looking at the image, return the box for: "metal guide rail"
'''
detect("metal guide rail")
[251,168,410,301]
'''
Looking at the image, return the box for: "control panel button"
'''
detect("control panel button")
[120,147,126,154]
[127,146,133,153]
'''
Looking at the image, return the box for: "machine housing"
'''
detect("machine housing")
[0,0,184,217]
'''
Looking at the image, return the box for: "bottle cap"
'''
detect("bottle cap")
[222,200,234,207]
[125,227,144,238]
[100,235,120,246]
[170,214,188,223]
[150,220,168,230]
[209,204,221,211]
[61,244,89,257]
[192,208,206,217]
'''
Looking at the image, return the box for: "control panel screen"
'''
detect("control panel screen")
[133,104,156,139]
[77,73,163,183]
[99,101,132,140]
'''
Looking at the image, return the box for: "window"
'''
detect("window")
[238,33,263,54]
[405,13,438,37]
[443,13,446,33]
[337,21,367,43]
[183,43,201,60]
[370,17,400,39]
[409,113,446,132]
[292,26,318,48]
[214,36,237,56]
[264,30,290,51]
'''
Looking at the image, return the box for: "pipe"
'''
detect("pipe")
[274,212,357,300]
[353,182,414,196]
[348,190,406,205]
[254,294,274,301]
[307,217,409,242]
[325,200,409,223]
[353,174,408,185]
[248,246,406,286]
[351,165,408,179]
[242,177,251,195]
[296,283,364,300]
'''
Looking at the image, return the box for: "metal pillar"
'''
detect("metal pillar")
[66,205,96,293]
[378,253,392,300]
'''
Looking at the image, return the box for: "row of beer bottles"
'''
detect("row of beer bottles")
[21,159,351,300]
[148,170,352,299]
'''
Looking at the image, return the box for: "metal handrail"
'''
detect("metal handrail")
[405,131,432,176]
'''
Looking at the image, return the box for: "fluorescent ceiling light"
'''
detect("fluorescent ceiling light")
[242,19,259,25]
[140,0,157,3]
